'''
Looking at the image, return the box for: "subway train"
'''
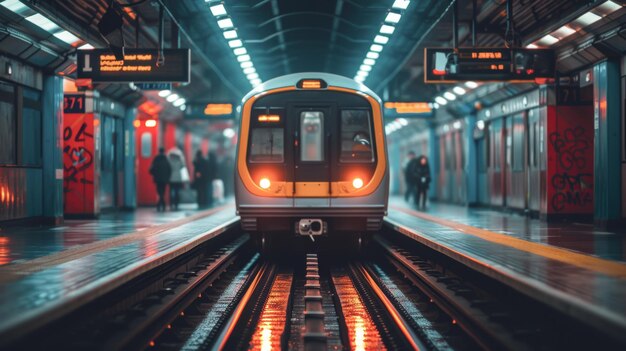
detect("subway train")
[235,73,389,246]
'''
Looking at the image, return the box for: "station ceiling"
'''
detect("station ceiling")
[10,0,625,111]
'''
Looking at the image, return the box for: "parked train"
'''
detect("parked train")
[235,73,389,246]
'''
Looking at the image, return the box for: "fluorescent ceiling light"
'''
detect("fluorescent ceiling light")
[228,39,243,48]
[158,90,171,97]
[217,18,233,29]
[435,96,447,105]
[433,102,440,109]
[25,13,59,32]
[380,24,395,34]
[223,30,237,39]
[370,44,383,52]
[173,98,186,107]
[243,67,256,74]
[355,76,365,83]
[360,64,372,72]
[363,58,376,66]
[240,61,253,68]
[398,118,408,126]
[233,47,247,55]
[1,0,28,14]
[250,78,262,85]
[537,34,559,46]
[366,51,379,59]
[166,94,179,102]
[444,91,456,100]
[356,70,369,77]
[575,11,602,26]
[385,12,402,24]
[180,105,186,111]
[209,4,227,17]
[526,43,539,49]
[392,0,410,10]
[453,120,462,129]
[552,25,576,39]
[464,81,478,89]
[54,30,80,44]
[453,86,466,95]
[223,128,236,138]
[374,35,389,44]
[246,72,259,80]
[236,54,251,62]
[595,1,622,15]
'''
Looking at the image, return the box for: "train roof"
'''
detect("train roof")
[241,72,381,103]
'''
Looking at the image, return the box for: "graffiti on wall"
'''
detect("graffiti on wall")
[548,124,593,212]
[63,121,94,191]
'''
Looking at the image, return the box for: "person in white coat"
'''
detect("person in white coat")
[167,147,189,210]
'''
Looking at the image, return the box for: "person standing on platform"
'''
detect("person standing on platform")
[206,151,218,207]
[167,147,188,211]
[193,150,210,209]
[149,148,172,212]
[403,151,417,202]
[414,155,431,210]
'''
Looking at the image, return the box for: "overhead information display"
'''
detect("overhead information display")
[77,49,190,83]
[424,48,555,83]
[184,103,234,119]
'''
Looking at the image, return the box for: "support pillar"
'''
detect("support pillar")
[428,123,438,199]
[593,60,622,227]
[123,107,137,209]
[42,75,63,224]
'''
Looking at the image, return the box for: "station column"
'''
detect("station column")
[42,75,64,224]
[464,115,477,205]
[593,60,622,227]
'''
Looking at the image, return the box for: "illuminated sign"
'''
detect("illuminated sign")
[133,82,172,90]
[184,103,234,119]
[384,102,431,115]
[296,79,327,89]
[63,94,85,113]
[424,48,555,83]
[77,49,190,83]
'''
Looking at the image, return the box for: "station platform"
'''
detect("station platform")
[386,197,626,341]
[0,203,239,341]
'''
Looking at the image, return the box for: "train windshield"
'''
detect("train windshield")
[340,110,374,163]
[300,111,324,162]
[249,128,284,162]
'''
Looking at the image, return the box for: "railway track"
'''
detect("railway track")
[5,225,623,350]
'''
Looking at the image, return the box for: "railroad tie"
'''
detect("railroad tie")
[303,254,327,351]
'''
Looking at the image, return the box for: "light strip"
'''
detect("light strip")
[208,2,262,87]
[353,1,411,83]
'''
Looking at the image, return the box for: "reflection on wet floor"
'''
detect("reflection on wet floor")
[332,273,386,351]
[0,204,208,265]
[391,197,626,261]
[250,272,293,351]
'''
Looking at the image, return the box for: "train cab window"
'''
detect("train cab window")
[300,111,324,161]
[141,132,152,158]
[250,128,284,162]
[340,110,374,163]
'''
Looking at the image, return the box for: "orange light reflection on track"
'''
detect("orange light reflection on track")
[249,274,293,350]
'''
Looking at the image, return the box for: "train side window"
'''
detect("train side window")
[340,110,374,163]
[249,128,284,163]
[300,111,324,162]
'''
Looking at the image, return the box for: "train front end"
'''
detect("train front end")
[235,73,388,240]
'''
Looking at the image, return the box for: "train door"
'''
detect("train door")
[488,118,504,206]
[527,108,541,213]
[291,105,333,206]
[507,112,527,210]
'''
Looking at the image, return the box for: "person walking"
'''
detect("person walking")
[414,155,431,210]
[167,147,188,211]
[403,151,417,202]
[192,150,210,209]
[149,148,172,212]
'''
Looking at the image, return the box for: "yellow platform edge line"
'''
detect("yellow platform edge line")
[391,205,626,280]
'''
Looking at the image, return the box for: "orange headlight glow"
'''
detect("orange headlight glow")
[259,178,271,189]
[352,178,364,189]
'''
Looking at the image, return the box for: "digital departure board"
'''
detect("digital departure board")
[76,49,190,83]
[424,48,555,83]
[184,103,234,119]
